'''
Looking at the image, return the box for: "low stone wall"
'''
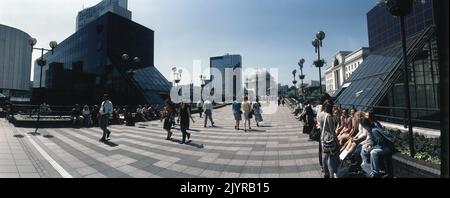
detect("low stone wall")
[393,153,440,178]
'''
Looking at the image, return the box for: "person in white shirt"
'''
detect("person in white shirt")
[99,94,113,142]
[203,98,214,127]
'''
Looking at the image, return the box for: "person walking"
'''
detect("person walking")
[98,94,113,142]
[242,96,252,132]
[162,100,176,140]
[179,102,195,144]
[203,98,214,127]
[301,100,315,134]
[232,96,242,130]
[253,97,263,127]
[197,100,203,118]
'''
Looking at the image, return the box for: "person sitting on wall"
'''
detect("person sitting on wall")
[71,104,83,128]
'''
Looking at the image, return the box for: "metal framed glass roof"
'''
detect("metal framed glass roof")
[335,27,435,110]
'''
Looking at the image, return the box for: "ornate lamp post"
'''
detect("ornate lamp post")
[121,54,140,76]
[312,31,326,95]
[292,69,297,99]
[29,38,58,135]
[200,75,206,101]
[384,0,415,157]
[298,58,306,101]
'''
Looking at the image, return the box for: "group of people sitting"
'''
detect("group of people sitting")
[292,94,396,178]
[70,104,163,128]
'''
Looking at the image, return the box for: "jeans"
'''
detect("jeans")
[204,110,214,126]
[322,152,340,178]
[100,114,110,140]
[351,142,364,164]
[370,147,392,175]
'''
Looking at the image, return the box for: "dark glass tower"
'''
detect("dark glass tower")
[32,12,171,106]
[367,0,434,52]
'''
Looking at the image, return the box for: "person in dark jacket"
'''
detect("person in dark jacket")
[179,102,195,144]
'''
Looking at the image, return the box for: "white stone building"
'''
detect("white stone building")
[324,48,369,95]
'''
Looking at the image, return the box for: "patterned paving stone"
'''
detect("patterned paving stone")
[0,105,321,178]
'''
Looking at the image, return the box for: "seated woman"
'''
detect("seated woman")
[340,112,365,159]
[336,109,352,142]
[360,114,394,178]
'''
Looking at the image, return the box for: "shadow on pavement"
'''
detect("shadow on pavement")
[170,139,204,149]
[103,141,119,147]
[13,134,25,138]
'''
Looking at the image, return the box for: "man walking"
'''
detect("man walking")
[203,98,214,127]
[99,94,113,142]
[197,100,203,118]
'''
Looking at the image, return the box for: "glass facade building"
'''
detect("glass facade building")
[335,26,440,128]
[33,12,171,106]
[367,0,434,53]
[210,54,242,102]
[335,0,440,128]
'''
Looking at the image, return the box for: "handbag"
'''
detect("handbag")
[309,127,321,141]
[321,115,339,154]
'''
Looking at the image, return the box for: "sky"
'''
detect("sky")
[0,0,377,86]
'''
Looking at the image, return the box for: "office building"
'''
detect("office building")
[210,54,242,102]
[76,0,131,31]
[334,0,439,128]
[367,0,434,52]
[33,12,171,106]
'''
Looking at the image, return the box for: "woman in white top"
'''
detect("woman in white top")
[242,96,252,132]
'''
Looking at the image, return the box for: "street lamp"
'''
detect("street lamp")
[312,31,326,95]
[121,53,140,76]
[292,69,297,99]
[384,0,415,157]
[29,38,57,135]
[298,58,306,101]
[200,75,206,101]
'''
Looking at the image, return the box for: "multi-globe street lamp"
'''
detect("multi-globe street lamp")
[121,53,140,76]
[28,38,58,135]
[298,58,306,101]
[200,75,206,101]
[172,67,183,96]
[292,69,298,99]
[312,31,326,95]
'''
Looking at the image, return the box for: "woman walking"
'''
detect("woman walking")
[179,102,195,144]
[163,100,176,140]
[320,100,340,178]
[242,96,252,132]
[232,96,242,130]
[253,97,263,127]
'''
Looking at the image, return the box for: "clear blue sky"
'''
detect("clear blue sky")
[0,0,378,85]
[131,0,376,85]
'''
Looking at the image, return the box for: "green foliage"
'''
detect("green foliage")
[389,129,441,165]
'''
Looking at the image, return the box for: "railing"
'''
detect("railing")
[337,103,440,129]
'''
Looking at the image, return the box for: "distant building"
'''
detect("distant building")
[244,69,277,101]
[325,48,369,95]
[0,24,32,101]
[76,0,131,31]
[209,54,242,102]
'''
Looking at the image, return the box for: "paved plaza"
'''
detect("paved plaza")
[0,105,322,178]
